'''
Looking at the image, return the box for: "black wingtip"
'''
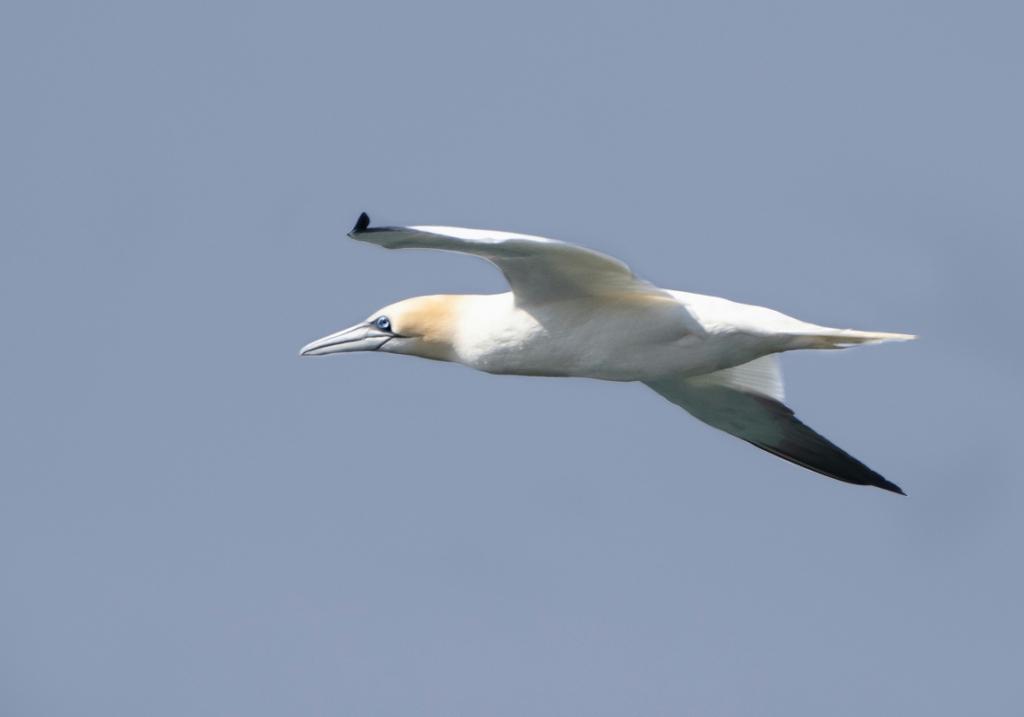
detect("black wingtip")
[352,212,371,233]
[879,479,907,496]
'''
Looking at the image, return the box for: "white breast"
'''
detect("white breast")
[450,293,755,382]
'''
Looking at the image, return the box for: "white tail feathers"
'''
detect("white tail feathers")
[800,329,917,350]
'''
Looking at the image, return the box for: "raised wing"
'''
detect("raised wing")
[645,357,905,494]
[348,212,669,306]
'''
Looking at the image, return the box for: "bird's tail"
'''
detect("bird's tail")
[796,329,917,350]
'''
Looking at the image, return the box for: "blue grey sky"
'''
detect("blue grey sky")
[2,1,1022,715]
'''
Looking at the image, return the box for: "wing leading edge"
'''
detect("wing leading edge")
[348,212,670,305]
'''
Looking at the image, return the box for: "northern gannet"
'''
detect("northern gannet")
[302,213,914,494]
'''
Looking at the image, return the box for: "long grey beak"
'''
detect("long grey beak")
[299,322,392,356]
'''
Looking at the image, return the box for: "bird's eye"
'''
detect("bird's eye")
[375,316,391,331]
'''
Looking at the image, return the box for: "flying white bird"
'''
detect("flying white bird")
[302,213,914,494]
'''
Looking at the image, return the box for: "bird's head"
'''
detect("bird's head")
[299,295,463,362]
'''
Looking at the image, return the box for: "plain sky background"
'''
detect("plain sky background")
[2,1,1022,715]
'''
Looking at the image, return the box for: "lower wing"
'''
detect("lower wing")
[644,356,905,494]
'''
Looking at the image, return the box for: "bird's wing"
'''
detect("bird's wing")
[644,356,905,494]
[348,212,671,305]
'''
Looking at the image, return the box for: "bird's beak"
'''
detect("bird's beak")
[299,322,392,356]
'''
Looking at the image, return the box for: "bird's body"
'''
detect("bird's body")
[382,292,701,380]
[457,293,706,380]
[302,213,915,494]
[382,291,880,381]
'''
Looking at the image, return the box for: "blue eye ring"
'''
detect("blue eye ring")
[375,316,391,331]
